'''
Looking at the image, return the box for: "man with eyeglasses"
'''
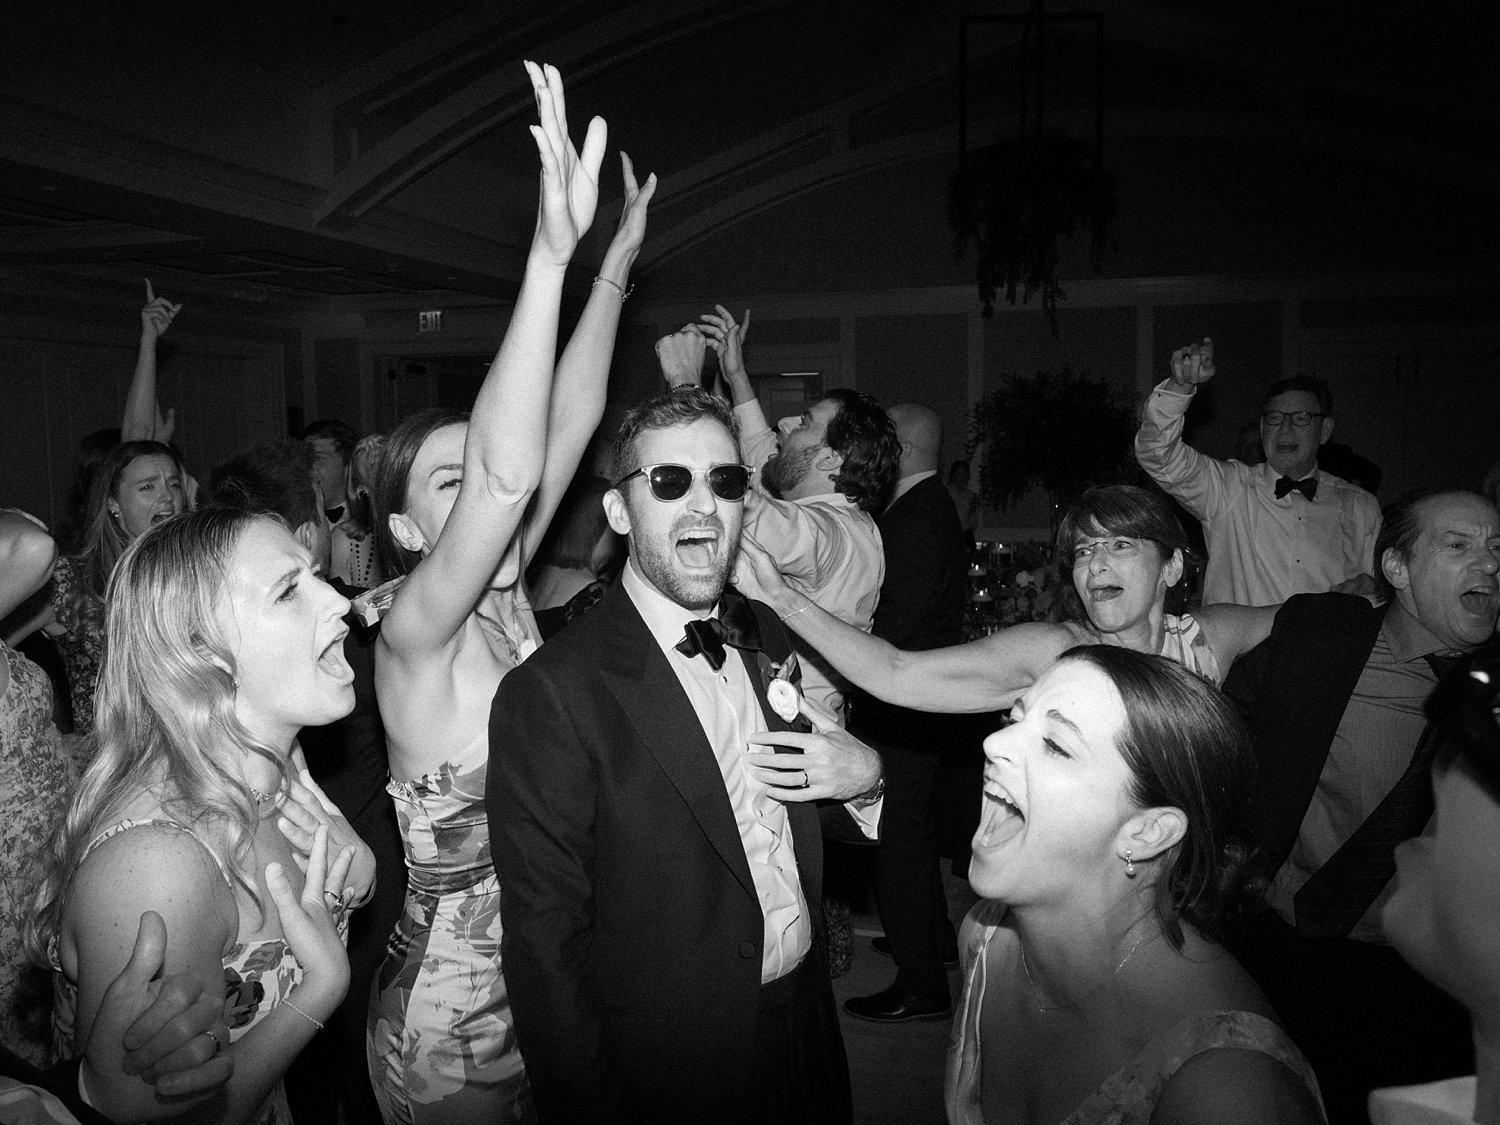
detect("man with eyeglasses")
[487,388,883,1124]
[1134,336,1381,606]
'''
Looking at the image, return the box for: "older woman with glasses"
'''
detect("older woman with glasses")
[733,484,1276,715]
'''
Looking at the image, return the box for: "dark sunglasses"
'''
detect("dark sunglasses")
[615,463,753,503]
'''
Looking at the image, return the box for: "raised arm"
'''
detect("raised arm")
[521,152,657,570]
[381,62,605,661]
[122,280,181,443]
[0,510,57,693]
[699,306,779,469]
[733,533,1069,713]
[1133,337,1235,522]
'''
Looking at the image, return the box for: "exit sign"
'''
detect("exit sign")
[419,310,443,333]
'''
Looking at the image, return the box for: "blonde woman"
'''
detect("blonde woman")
[30,509,360,1124]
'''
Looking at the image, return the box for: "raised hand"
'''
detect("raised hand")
[698,305,750,384]
[609,151,657,258]
[1169,336,1215,387]
[655,325,707,389]
[140,279,182,343]
[525,60,607,266]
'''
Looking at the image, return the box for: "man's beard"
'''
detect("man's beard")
[760,444,818,499]
[630,517,739,611]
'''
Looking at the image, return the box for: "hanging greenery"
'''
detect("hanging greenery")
[948,136,1116,333]
[968,366,1137,519]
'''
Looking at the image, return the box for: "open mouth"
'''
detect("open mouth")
[318,629,353,681]
[1460,587,1499,617]
[675,527,721,570]
[975,779,1025,849]
[150,509,174,524]
[1087,585,1124,603]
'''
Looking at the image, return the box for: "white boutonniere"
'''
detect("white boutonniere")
[766,652,802,723]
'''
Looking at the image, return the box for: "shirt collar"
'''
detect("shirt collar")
[1381,598,1460,663]
[889,469,937,505]
[621,559,721,657]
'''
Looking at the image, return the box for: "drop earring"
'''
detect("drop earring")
[1124,849,1136,878]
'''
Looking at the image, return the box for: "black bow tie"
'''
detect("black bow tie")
[325,504,346,524]
[1274,475,1317,501]
[676,587,762,671]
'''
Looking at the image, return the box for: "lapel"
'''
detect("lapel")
[596,588,760,903]
[733,595,824,901]
[1232,593,1385,868]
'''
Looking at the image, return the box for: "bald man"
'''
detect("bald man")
[844,403,971,1022]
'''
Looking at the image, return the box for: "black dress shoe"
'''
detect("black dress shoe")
[870,935,959,969]
[843,985,952,1023]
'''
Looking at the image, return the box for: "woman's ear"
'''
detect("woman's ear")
[1119,806,1187,865]
[387,512,425,555]
[1164,548,1186,590]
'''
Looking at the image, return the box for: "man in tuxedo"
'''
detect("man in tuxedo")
[1134,336,1380,606]
[1225,488,1498,1124]
[844,402,969,1023]
[487,388,884,1125]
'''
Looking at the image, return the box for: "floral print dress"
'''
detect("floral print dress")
[0,641,77,1065]
[50,820,316,1125]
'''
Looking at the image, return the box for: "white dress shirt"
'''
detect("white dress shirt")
[1134,379,1382,606]
[733,400,885,722]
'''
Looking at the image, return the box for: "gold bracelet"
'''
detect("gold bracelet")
[281,998,324,1031]
[591,275,634,301]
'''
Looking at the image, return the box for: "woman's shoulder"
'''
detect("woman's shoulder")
[72,817,231,893]
[1144,1011,1325,1125]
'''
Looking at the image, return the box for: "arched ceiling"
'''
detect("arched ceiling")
[0,0,1494,309]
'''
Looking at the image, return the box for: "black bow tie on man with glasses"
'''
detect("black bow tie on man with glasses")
[1275,476,1318,501]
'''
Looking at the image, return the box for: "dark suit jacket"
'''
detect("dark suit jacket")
[487,583,856,1124]
[852,474,968,743]
[1221,592,1387,873]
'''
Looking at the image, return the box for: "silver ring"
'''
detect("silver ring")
[798,770,811,790]
[202,1028,223,1054]
[324,889,342,909]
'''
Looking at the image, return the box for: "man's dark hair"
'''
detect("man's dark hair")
[301,419,360,464]
[1372,487,1476,602]
[610,388,741,484]
[1262,376,1333,417]
[819,389,901,513]
[208,439,321,531]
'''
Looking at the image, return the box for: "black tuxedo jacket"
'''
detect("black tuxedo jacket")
[487,583,854,1124]
[1222,592,1388,873]
[853,474,968,740]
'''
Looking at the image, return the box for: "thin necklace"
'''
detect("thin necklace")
[1020,931,1148,1014]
